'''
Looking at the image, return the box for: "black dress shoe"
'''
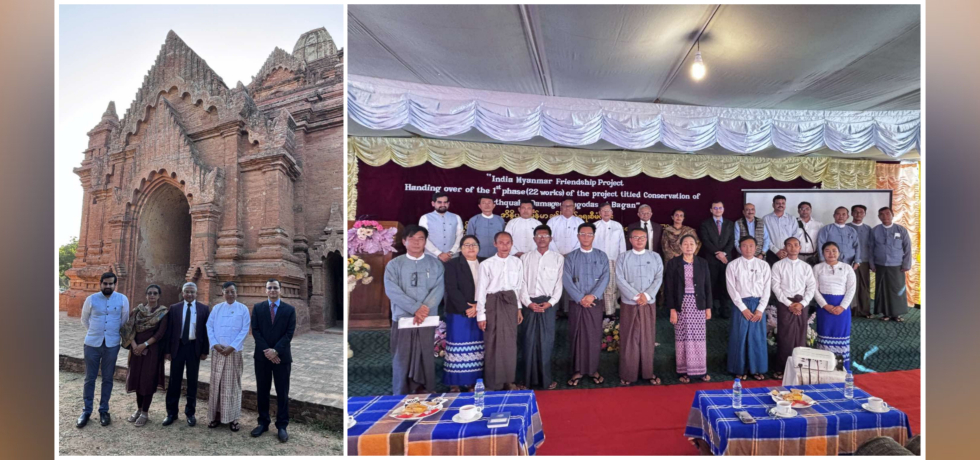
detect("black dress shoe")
[278,428,289,442]
[251,425,268,437]
[76,413,90,428]
[186,415,196,427]
[162,414,177,426]
[99,412,111,426]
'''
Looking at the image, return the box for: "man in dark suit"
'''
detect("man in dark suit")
[698,200,736,319]
[251,278,296,442]
[624,204,663,256]
[162,282,210,427]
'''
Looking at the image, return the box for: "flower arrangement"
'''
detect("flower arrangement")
[347,220,396,255]
[805,312,818,347]
[433,320,447,358]
[347,255,374,293]
[601,318,620,352]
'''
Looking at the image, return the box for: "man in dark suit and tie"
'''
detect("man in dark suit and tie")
[251,278,296,442]
[699,200,736,319]
[624,204,663,256]
[162,282,210,427]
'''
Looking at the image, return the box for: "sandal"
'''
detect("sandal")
[134,413,148,427]
[567,374,584,387]
[894,317,905,322]
[649,377,662,386]
[701,375,712,382]
[547,381,558,390]
[208,420,221,428]
[620,379,632,386]
[752,373,766,381]
[230,421,240,432]
[864,315,874,319]
[128,409,142,423]
[773,372,783,379]
[678,375,691,384]
[881,317,890,321]
[591,373,604,385]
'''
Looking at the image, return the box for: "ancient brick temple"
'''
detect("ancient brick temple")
[60,29,346,333]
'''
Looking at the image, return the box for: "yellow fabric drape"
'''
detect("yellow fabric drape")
[349,137,877,189]
[876,163,922,305]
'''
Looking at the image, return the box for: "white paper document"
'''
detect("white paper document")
[398,315,441,329]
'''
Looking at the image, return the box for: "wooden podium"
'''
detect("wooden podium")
[347,221,404,329]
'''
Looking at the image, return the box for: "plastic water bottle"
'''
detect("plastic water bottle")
[474,379,486,411]
[732,378,743,409]
[844,371,855,399]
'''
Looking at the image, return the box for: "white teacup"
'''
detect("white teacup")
[459,404,480,420]
[868,397,889,411]
[775,400,793,415]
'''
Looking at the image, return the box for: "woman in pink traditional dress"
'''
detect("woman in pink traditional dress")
[665,235,713,383]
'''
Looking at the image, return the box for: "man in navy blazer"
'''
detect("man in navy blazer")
[162,282,210,427]
[250,278,296,442]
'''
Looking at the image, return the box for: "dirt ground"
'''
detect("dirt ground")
[58,371,342,456]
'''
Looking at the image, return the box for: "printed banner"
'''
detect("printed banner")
[356,159,817,231]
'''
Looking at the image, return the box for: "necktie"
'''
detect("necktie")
[270,303,276,324]
[716,219,722,235]
[180,302,191,345]
[642,222,651,250]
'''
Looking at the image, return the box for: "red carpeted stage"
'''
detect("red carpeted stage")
[534,369,921,456]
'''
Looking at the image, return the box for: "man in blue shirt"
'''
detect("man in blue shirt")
[77,272,130,428]
[465,195,506,258]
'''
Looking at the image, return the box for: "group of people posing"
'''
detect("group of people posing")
[384,192,913,394]
[76,274,296,443]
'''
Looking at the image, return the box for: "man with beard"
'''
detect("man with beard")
[562,223,610,386]
[762,195,797,266]
[163,282,210,427]
[466,195,506,258]
[770,237,816,379]
[734,203,770,259]
[384,225,445,395]
[419,192,464,262]
[77,272,130,428]
[847,205,874,318]
[518,225,564,390]
[504,198,543,258]
[870,207,913,322]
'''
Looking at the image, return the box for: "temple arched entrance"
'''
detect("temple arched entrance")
[132,183,192,305]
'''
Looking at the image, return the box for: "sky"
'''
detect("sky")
[56,4,345,248]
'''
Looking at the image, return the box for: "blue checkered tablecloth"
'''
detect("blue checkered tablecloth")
[348,390,545,456]
[684,383,913,455]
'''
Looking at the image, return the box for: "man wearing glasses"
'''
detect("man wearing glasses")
[384,225,445,395]
[562,223,610,386]
[615,228,664,386]
[698,200,736,319]
[250,278,296,442]
[518,225,564,390]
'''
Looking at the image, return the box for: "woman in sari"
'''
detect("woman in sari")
[120,284,168,427]
[442,234,486,392]
[661,208,699,262]
[813,242,857,370]
[666,234,713,383]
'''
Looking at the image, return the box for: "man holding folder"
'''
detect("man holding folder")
[383,225,446,395]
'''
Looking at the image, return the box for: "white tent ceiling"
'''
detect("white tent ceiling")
[347,4,921,160]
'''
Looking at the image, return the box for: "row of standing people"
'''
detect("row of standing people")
[384,193,913,394]
[76,274,296,442]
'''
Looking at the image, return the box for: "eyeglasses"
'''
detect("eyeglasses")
[462,243,479,248]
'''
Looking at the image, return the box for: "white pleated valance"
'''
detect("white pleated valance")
[349,75,920,157]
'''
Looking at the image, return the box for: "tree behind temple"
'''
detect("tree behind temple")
[59,237,78,291]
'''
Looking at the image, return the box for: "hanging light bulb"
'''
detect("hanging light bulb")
[691,41,706,80]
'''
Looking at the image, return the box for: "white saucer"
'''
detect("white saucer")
[861,403,890,413]
[452,413,482,424]
[771,408,798,418]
